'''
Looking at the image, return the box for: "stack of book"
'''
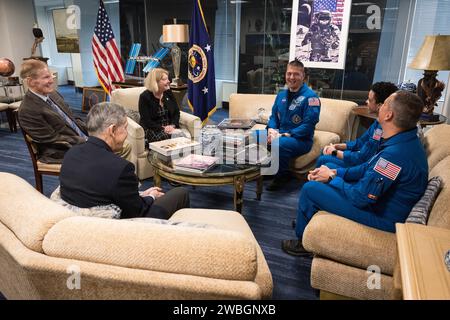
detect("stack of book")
[172,154,219,174]
[220,130,249,164]
[217,118,256,130]
[149,137,201,162]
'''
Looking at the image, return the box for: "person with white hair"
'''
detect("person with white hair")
[18,59,131,163]
[59,102,190,219]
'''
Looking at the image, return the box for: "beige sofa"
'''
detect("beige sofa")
[229,93,358,174]
[302,124,450,300]
[0,172,272,300]
[111,87,201,180]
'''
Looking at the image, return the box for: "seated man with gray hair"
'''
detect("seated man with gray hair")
[59,102,190,219]
[18,59,131,163]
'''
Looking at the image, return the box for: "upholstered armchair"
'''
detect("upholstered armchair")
[110,87,201,180]
[302,124,450,300]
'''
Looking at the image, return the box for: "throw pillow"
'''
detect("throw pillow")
[50,186,121,219]
[406,176,442,225]
[256,107,269,124]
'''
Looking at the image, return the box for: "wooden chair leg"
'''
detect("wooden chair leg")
[12,109,18,132]
[5,109,14,133]
[35,172,43,193]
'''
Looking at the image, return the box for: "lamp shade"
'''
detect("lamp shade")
[408,35,450,71]
[162,24,189,43]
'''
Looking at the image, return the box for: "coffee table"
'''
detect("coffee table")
[148,151,263,213]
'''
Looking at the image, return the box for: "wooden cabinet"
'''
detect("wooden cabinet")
[396,223,450,299]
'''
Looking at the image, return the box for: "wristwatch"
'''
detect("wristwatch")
[331,149,338,157]
[328,172,336,182]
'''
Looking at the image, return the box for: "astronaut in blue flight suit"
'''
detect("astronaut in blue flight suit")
[266,59,320,191]
[282,90,428,256]
[316,82,398,169]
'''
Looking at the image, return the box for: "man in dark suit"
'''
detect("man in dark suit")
[60,102,190,219]
[18,59,130,164]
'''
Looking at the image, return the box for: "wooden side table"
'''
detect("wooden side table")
[396,223,450,299]
[352,106,377,133]
[352,106,448,130]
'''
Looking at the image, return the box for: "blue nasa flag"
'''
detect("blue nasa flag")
[188,0,216,124]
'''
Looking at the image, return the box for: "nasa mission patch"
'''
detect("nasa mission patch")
[188,45,208,83]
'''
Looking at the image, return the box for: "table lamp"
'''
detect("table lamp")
[408,35,450,120]
[162,19,189,88]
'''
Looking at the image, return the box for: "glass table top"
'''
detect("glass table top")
[148,151,262,178]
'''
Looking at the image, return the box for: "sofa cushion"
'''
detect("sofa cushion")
[110,87,146,112]
[129,217,214,228]
[315,98,357,140]
[292,131,340,169]
[310,257,401,300]
[303,212,397,275]
[229,94,276,119]
[428,155,450,229]
[423,124,450,170]
[169,208,273,299]
[0,173,75,253]
[43,215,257,281]
[406,176,442,225]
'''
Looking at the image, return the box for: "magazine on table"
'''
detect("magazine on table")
[218,118,256,130]
[149,137,201,157]
[172,154,219,174]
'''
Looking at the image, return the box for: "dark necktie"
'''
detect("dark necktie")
[46,97,87,139]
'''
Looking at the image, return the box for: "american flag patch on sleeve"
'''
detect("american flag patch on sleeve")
[374,157,401,180]
[372,128,382,141]
[308,97,320,106]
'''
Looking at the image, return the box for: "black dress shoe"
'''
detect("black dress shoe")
[281,239,312,257]
[168,180,182,187]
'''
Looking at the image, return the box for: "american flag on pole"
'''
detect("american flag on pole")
[374,157,402,181]
[313,0,345,26]
[92,0,124,95]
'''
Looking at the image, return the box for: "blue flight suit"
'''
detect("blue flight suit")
[267,83,320,176]
[316,120,383,169]
[295,127,428,240]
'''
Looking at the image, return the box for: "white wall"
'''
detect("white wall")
[0,0,38,77]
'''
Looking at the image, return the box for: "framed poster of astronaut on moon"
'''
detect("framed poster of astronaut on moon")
[289,0,352,69]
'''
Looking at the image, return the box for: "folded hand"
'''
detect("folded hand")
[141,187,165,198]
[308,165,333,183]
[322,144,336,155]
